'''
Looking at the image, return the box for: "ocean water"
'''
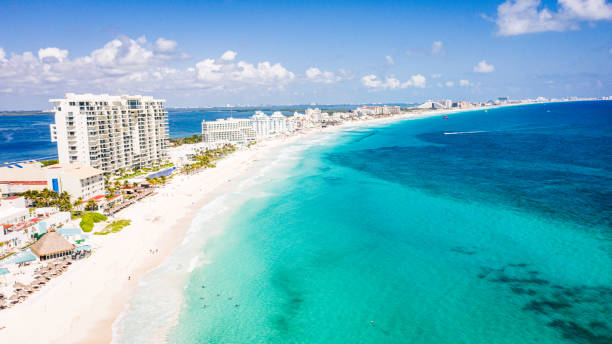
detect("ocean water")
[0,114,58,163]
[116,101,611,343]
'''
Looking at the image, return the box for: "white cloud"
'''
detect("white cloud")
[474,60,495,73]
[445,81,454,87]
[560,0,612,20]
[0,36,296,96]
[362,74,382,88]
[38,48,69,63]
[305,67,350,84]
[305,67,323,80]
[90,36,154,67]
[385,55,394,65]
[195,52,295,85]
[220,50,237,61]
[402,74,427,88]
[495,0,612,36]
[431,41,444,55]
[231,61,295,84]
[155,38,178,53]
[459,79,472,86]
[195,59,223,82]
[362,74,426,89]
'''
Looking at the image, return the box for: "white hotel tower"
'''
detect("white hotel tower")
[49,93,169,173]
[201,118,256,144]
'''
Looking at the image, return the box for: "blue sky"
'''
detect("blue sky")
[0,0,611,109]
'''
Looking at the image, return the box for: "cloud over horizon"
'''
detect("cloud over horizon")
[361,74,427,89]
[0,37,298,98]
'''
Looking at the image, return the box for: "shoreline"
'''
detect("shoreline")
[0,100,578,343]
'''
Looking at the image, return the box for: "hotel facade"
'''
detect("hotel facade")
[50,93,169,173]
[201,118,256,144]
[201,112,291,145]
[0,161,104,201]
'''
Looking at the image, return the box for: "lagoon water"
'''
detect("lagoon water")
[117,102,611,343]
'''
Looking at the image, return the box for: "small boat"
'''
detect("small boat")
[443,115,448,119]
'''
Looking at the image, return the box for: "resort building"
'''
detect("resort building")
[34,211,71,236]
[251,111,290,138]
[417,100,452,110]
[0,161,104,201]
[1,196,26,209]
[44,163,105,200]
[355,105,400,115]
[1,206,30,253]
[49,93,169,173]
[251,111,271,138]
[0,207,28,228]
[305,108,322,122]
[30,230,75,261]
[201,118,256,145]
[270,112,288,134]
[382,105,401,115]
[0,162,49,197]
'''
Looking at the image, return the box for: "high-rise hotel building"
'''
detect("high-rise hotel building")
[201,118,256,145]
[50,93,169,173]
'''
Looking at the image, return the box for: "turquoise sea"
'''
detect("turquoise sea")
[116,101,611,344]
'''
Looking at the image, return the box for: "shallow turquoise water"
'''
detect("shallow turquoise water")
[122,102,611,343]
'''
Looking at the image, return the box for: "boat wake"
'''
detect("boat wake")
[443,131,487,135]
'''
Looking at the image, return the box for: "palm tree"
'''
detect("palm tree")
[85,200,97,211]
[73,196,83,211]
[58,191,72,211]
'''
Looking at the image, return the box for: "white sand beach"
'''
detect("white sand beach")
[0,104,538,343]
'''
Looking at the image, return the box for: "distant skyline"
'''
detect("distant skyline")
[0,0,611,110]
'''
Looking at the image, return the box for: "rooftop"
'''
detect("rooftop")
[0,162,47,183]
[30,231,75,257]
[44,162,104,179]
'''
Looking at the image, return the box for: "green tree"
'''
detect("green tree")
[85,200,98,211]
[73,196,83,210]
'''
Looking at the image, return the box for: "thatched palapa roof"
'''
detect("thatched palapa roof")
[30,231,74,257]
